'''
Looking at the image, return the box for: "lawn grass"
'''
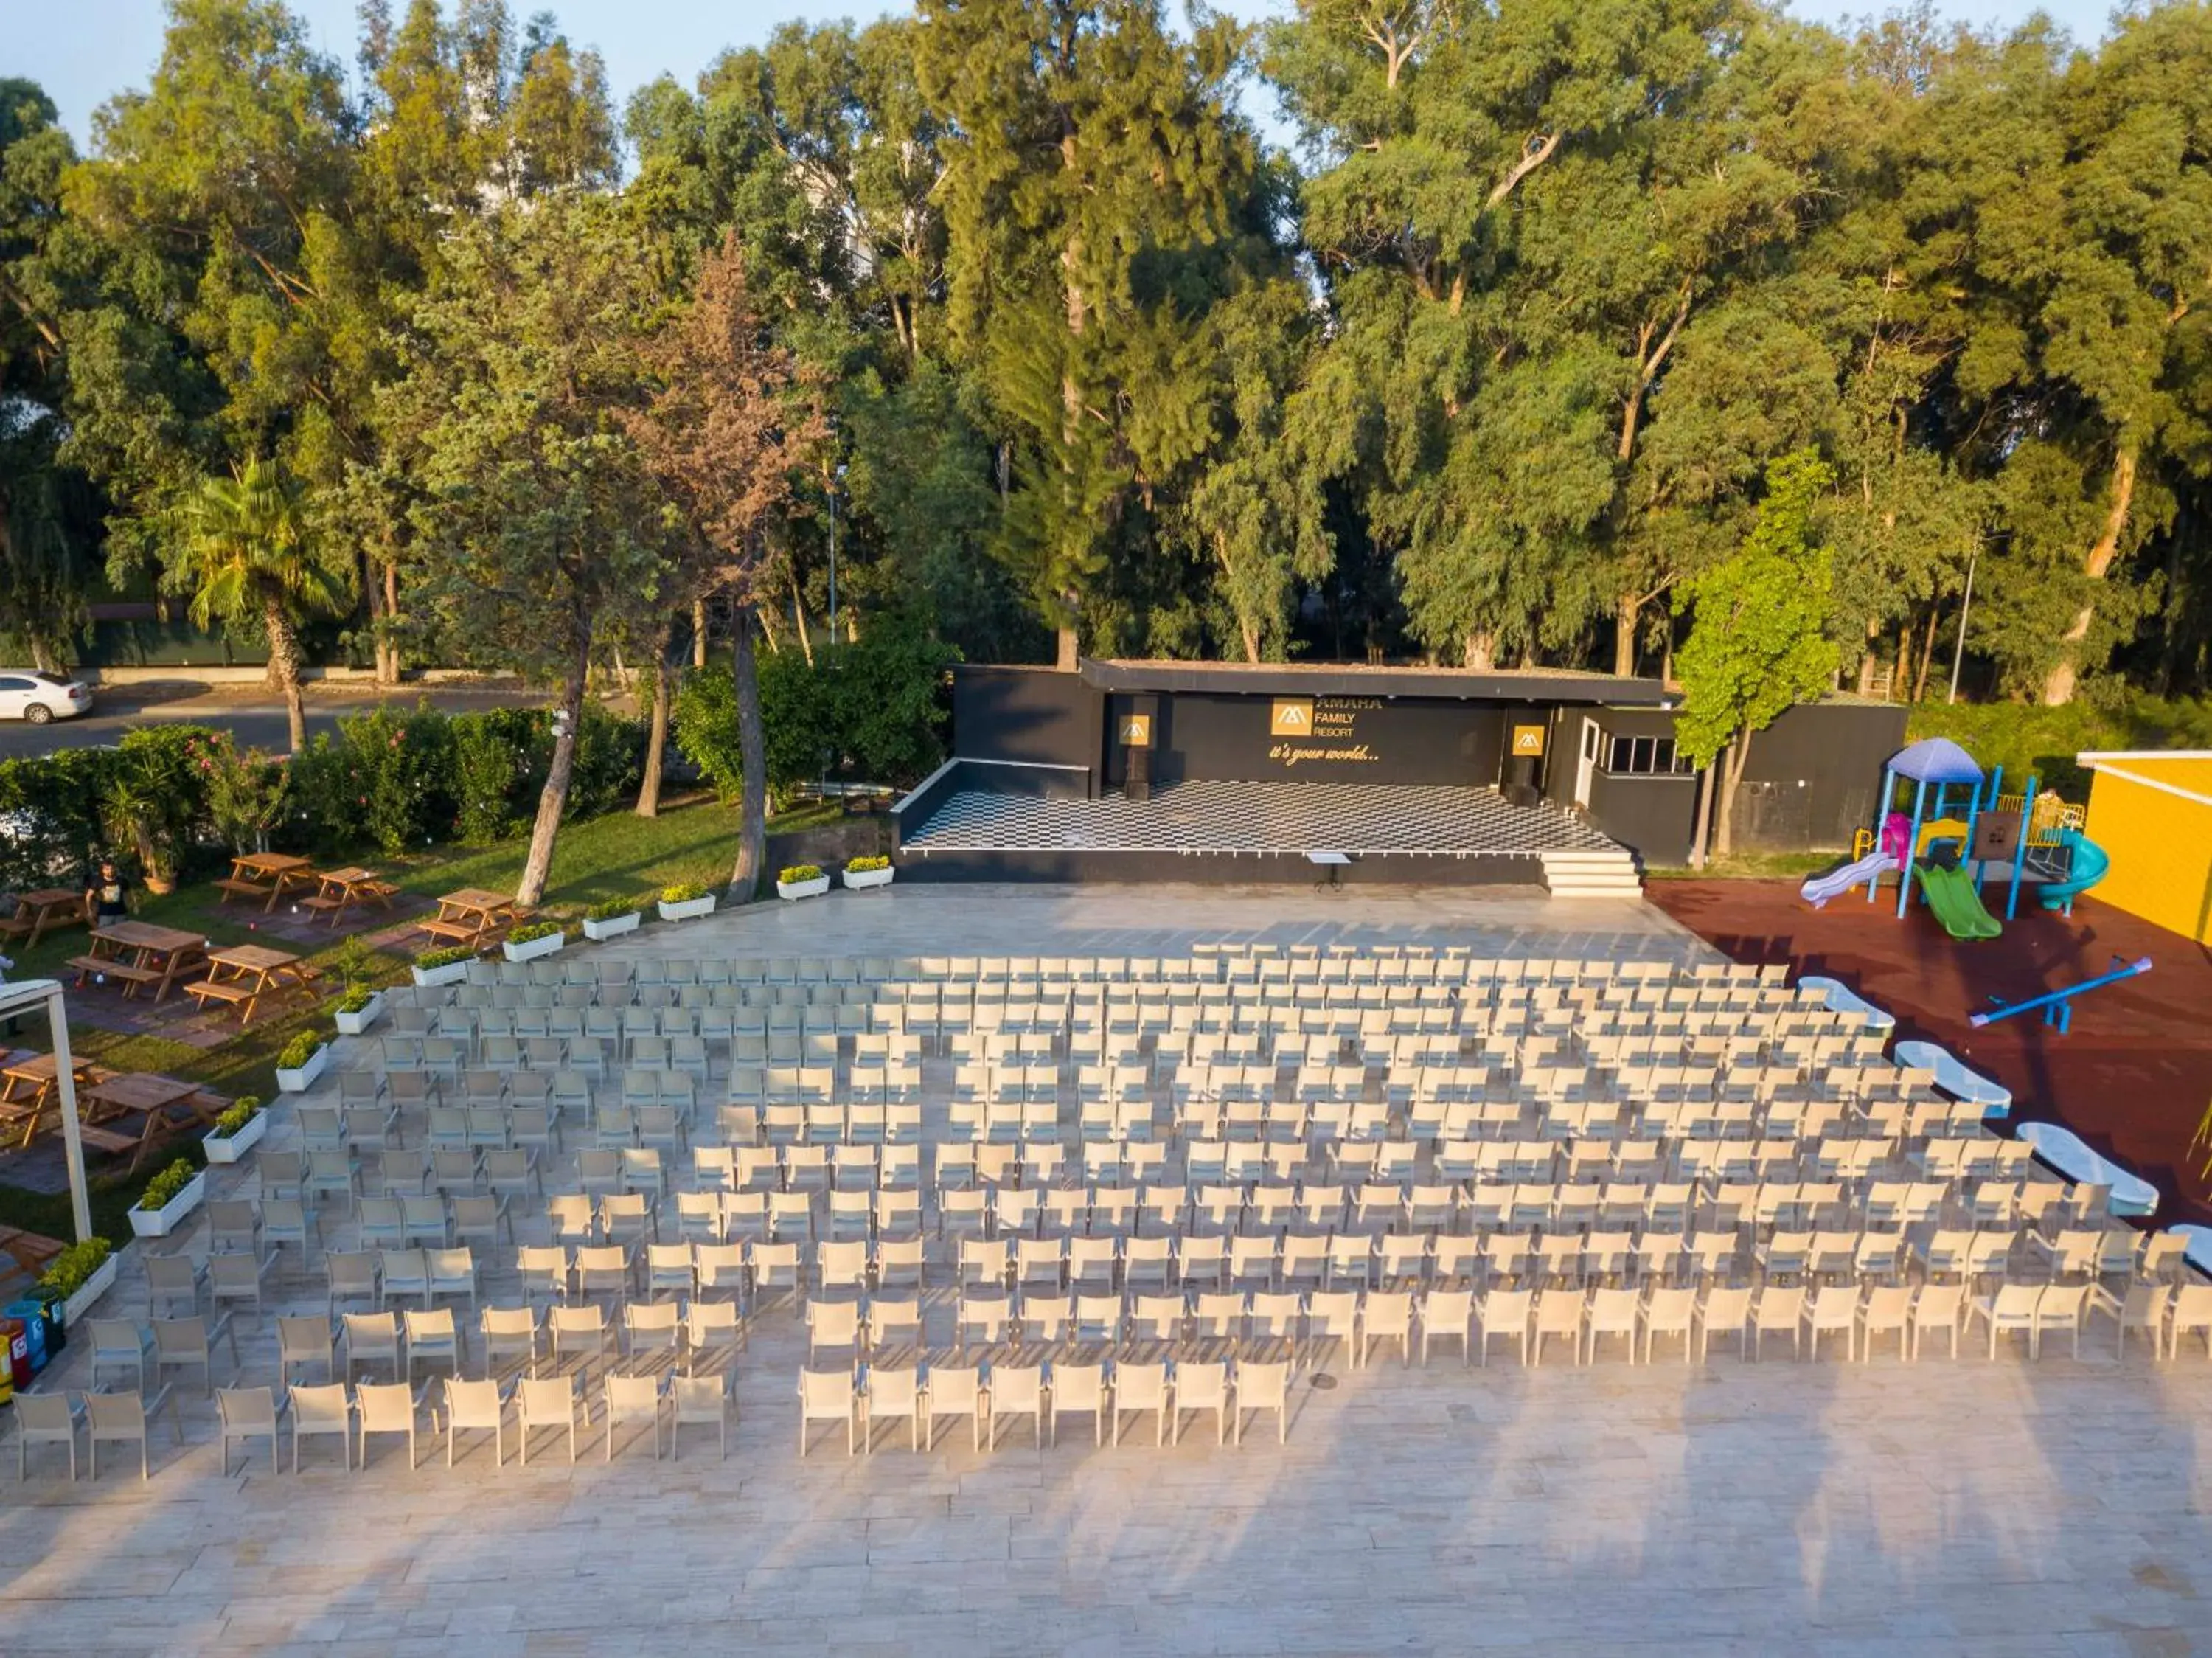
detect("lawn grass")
[1644,849,1837,881]
[0,791,821,1252]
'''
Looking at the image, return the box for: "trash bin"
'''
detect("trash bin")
[37,1292,65,1357]
[3,1300,46,1376]
[0,1317,27,1395]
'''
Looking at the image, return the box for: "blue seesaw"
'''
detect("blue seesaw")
[1968,954,2152,1036]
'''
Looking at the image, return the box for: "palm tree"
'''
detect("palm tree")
[172,459,352,754]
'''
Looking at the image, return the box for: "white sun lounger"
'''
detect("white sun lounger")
[1893,1041,2011,1117]
[2017,1123,2158,1218]
[1799,976,1896,1031]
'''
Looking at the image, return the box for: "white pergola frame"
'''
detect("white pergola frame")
[0,977,92,1242]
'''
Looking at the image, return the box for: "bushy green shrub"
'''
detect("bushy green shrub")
[135,1159,200,1212]
[451,712,526,844]
[213,1095,264,1136]
[507,920,562,944]
[417,945,476,969]
[1907,695,2212,802]
[779,864,824,884]
[846,855,890,873]
[660,881,708,904]
[585,896,641,920]
[672,622,954,807]
[38,1237,113,1300]
[276,1033,324,1070]
[337,986,376,1014]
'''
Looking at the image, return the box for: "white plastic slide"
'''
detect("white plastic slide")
[1798,851,1896,909]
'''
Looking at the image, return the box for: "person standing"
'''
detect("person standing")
[84,859,131,926]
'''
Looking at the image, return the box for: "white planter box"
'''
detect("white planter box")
[582,912,640,941]
[658,895,718,922]
[503,931,567,962]
[203,1109,268,1163]
[129,1170,207,1239]
[841,866,894,891]
[411,960,470,988]
[334,991,386,1036]
[276,1045,331,1094]
[777,875,831,901]
[62,1254,121,1325]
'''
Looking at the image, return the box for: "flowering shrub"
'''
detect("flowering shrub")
[779,864,824,884]
[661,882,708,904]
[191,734,290,853]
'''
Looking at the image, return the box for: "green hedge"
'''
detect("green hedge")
[0,725,218,892]
[1907,695,2212,801]
[0,704,647,889]
[276,701,644,859]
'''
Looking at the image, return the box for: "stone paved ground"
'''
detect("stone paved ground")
[3,885,2206,1657]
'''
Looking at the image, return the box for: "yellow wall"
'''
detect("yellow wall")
[2084,769,2212,944]
[2128,755,2212,795]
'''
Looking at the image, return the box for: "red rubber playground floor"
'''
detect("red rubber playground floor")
[1649,878,2212,1227]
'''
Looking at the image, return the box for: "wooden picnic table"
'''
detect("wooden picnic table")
[66,921,209,1003]
[215,851,318,912]
[299,865,399,928]
[0,1050,114,1151]
[0,1225,66,1280]
[184,943,322,1025]
[420,888,521,948]
[78,1072,223,1175]
[0,887,88,950]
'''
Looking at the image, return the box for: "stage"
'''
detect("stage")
[896,777,1635,888]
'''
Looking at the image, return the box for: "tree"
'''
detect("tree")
[170,457,351,752]
[1673,450,1840,861]
[0,80,100,670]
[380,195,666,907]
[627,232,827,892]
[918,0,1287,665]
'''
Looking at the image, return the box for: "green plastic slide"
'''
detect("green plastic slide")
[1913,863,2003,940]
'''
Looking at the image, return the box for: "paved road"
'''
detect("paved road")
[0,690,548,760]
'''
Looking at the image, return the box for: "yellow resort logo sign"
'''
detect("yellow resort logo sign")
[1511,724,1547,757]
[1119,715,1152,748]
[1267,696,1381,769]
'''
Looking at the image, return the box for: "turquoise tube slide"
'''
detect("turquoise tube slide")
[2038,828,2110,913]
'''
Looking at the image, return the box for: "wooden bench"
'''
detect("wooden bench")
[418,919,486,946]
[213,878,275,903]
[66,957,166,988]
[183,980,255,1011]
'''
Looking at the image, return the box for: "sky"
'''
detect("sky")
[14,0,2123,151]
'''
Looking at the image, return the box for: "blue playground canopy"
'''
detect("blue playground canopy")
[1882,736,1988,918]
[1887,737,1983,785]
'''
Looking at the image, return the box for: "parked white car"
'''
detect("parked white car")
[0,670,94,724]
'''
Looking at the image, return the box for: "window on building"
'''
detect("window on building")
[1604,733,1694,776]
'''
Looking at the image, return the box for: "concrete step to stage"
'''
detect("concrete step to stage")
[1540,848,1644,899]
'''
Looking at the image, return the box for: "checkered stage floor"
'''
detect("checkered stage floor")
[901,779,1620,856]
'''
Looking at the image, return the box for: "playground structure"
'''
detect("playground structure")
[1968,954,2153,1036]
[1811,736,2111,936]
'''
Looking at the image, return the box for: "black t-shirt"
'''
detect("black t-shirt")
[91,872,131,918]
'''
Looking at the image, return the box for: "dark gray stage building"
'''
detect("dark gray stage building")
[891,661,1903,892]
